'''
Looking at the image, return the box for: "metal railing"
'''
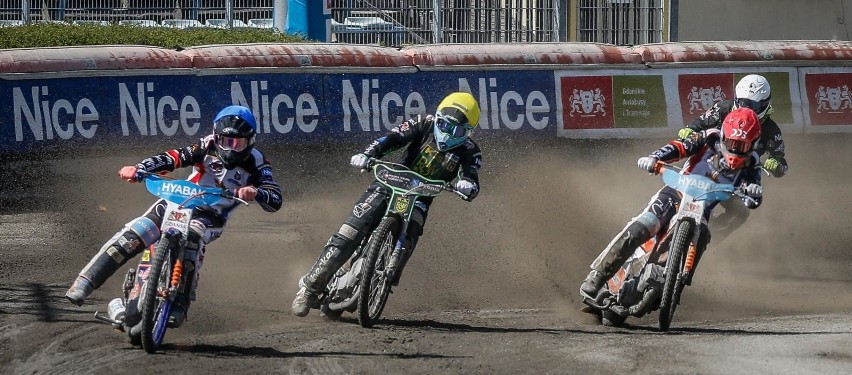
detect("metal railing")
[576,0,664,45]
[0,1,273,28]
[331,0,563,46]
[0,1,666,46]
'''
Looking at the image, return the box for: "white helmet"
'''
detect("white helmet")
[734,74,772,119]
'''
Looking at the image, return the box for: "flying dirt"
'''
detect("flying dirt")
[1,134,851,374]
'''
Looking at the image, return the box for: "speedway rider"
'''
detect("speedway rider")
[291,92,483,317]
[678,74,786,239]
[579,107,765,305]
[65,105,283,328]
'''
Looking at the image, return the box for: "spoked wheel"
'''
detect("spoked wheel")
[357,216,400,328]
[140,236,175,353]
[658,220,693,332]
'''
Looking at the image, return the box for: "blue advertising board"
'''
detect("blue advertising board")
[0,70,556,153]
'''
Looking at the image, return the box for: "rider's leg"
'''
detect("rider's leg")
[580,188,677,299]
[390,202,429,286]
[168,214,223,328]
[292,183,389,317]
[711,198,749,243]
[66,201,165,306]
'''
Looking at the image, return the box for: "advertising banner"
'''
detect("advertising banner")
[1,70,556,153]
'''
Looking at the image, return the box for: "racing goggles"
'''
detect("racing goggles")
[215,134,250,152]
[435,114,473,138]
[734,98,768,114]
[722,137,751,156]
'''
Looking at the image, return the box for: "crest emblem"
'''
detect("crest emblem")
[568,88,606,117]
[815,85,852,113]
[687,86,726,114]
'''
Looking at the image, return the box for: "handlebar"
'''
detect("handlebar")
[364,157,473,201]
[137,170,250,207]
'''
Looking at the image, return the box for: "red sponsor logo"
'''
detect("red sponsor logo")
[560,76,614,129]
[678,74,734,125]
[806,73,852,125]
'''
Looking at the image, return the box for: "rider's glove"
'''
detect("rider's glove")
[455,179,478,198]
[677,127,695,139]
[763,157,787,178]
[637,156,659,173]
[742,183,763,198]
[350,153,370,170]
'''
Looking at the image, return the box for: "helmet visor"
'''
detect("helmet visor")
[722,138,751,156]
[216,135,249,152]
[734,98,768,115]
[435,114,472,139]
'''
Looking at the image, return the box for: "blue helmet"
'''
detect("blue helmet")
[213,105,257,169]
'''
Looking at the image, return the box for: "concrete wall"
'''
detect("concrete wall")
[679,0,852,41]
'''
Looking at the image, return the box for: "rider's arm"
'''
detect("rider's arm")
[686,101,730,131]
[738,162,763,209]
[362,116,424,158]
[760,119,788,177]
[135,138,208,173]
[248,151,283,213]
[649,129,716,163]
[457,141,483,201]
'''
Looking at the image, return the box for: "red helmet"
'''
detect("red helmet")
[720,107,761,169]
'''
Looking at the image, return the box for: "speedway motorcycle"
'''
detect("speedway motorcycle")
[95,173,247,353]
[319,159,469,328]
[583,162,756,331]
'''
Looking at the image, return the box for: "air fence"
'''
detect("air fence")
[1,40,852,154]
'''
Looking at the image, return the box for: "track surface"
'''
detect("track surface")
[2,135,851,374]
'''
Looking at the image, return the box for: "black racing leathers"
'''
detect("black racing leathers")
[686,99,787,177]
[300,115,483,294]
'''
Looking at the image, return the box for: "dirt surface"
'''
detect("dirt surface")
[2,134,852,374]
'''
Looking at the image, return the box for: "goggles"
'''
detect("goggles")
[216,134,250,152]
[722,138,751,156]
[734,98,767,114]
[435,114,472,138]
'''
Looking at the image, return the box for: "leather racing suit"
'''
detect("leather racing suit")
[584,129,762,304]
[74,134,282,323]
[686,99,787,177]
[299,114,483,295]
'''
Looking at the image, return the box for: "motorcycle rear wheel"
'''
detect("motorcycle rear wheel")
[357,216,400,328]
[140,236,175,353]
[658,220,693,332]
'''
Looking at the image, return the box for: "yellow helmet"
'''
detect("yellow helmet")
[433,92,480,151]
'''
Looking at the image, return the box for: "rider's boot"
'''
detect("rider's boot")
[66,218,158,306]
[168,293,191,328]
[580,215,657,300]
[169,233,205,328]
[292,245,349,317]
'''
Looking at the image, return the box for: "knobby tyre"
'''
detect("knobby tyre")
[140,236,174,353]
[658,220,693,332]
[357,216,400,328]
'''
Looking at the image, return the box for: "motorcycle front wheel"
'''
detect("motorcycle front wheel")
[357,216,400,328]
[658,220,693,332]
[140,235,175,353]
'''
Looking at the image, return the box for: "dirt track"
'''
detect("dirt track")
[2,135,851,374]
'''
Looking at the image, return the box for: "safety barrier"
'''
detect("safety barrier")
[2,40,851,153]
